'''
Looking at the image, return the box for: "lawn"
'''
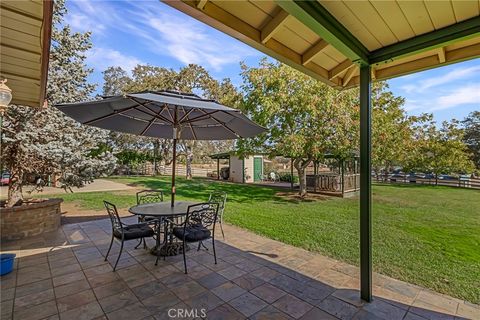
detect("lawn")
[48,176,479,304]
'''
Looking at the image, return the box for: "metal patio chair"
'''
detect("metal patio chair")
[135,190,164,248]
[163,202,220,274]
[103,201,155,271]
[208,191,227,239]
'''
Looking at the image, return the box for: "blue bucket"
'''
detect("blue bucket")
[0,253,16,276]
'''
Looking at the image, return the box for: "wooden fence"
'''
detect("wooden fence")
[307,173,360,193]
[373,175,480,190]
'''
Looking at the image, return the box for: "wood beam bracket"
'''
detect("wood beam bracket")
[342,66,356,87]
[438,47,446,63]
[329,59,354,80]
[196,0,208,10]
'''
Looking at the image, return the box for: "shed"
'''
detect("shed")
[210,152,264,183]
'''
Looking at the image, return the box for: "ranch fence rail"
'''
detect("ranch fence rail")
[373,174,480,190]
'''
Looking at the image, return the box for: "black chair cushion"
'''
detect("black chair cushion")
[114,223,154,240]
[173,224,211,242]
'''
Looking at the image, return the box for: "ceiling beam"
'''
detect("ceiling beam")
[370,16,480,64]
[261,9,289,44]
[328,59,354,80]
[39,0,53,107]
[162,0,342,88]
[302,40,328,65]
[276,0,369,65]
[196,0,208,10]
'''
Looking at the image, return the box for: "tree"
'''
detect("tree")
[2,0,116,207]
[414,120,474,182]
[462,111,480,171]
[239,59,358,197]
[102,67,131,96]
[370,82,430,181]
[102,64,240,178]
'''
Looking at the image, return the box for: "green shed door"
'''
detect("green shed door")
[253,157,263,182]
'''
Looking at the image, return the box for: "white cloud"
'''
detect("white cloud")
[430,84,480,111]
[403,99,422,112]
[66,1,259,72]
[65,12,105,34]
[144,15,254,71]
[401,65,480,93]
[402,84,480,113]
[86,47,144,73]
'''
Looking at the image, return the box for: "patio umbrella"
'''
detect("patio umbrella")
[56,90,265,206]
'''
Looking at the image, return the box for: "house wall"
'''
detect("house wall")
[229,156,243,183]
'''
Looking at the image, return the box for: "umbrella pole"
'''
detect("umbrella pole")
[171,138,177,207]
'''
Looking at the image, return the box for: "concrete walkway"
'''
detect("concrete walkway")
[1,179,134,197]
[1,218,478,320]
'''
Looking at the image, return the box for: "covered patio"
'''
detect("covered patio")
[1,216,477,320]
[164,0,480,303]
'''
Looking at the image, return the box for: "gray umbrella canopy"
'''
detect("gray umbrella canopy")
[56,90,265,207]
[56,90,265,140]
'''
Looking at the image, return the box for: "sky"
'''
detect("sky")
[66,0,479,123]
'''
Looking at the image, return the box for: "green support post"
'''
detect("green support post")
[360,64,372,302]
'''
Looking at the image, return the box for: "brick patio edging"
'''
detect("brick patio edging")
[0,198,63,241]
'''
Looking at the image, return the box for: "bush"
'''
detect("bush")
[277,172,298,183]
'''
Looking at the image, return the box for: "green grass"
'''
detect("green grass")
[47,176,480,303]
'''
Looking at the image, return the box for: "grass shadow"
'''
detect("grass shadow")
[113,176,318,205]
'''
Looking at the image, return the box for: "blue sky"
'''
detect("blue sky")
[66,0,479,123]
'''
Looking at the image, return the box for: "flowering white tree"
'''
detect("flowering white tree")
[1,0,116,207]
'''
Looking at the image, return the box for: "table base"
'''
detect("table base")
[150,243,190,256]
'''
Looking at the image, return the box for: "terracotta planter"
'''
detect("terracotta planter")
[1,198,63,241]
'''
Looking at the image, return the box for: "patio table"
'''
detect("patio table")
[128,201,195,256]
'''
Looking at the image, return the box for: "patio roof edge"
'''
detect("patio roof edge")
[370,16,480,65]
[276,0,370,65]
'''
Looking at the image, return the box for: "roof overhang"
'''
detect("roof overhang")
[163,0,480,90]
[209,152,232,159]
[0,0,53,107]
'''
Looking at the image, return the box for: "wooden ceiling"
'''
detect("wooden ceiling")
[0,0,53,107]
[163,0,480,89]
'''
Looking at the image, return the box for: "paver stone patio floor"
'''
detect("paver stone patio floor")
[1,217,479,320]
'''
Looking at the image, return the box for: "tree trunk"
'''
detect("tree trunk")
[7,171,24,207]
[153,139,160,175]
[186,146,193,180]
[297,166,307,197]
[293,157,312,198]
